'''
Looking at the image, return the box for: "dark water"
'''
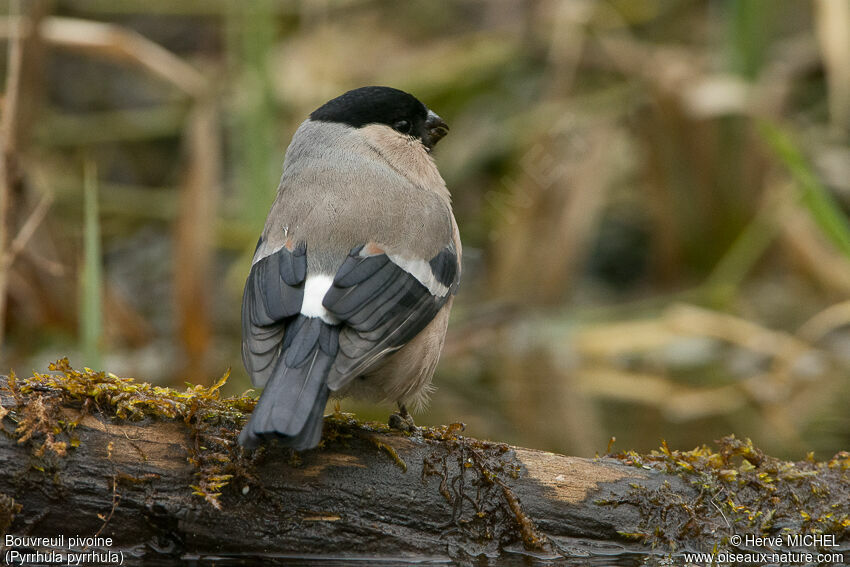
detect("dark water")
[180,557,649,566]
[175,536,663,566]
[179,550,845,566]
[179,552,657,566]
[22,539,841,566]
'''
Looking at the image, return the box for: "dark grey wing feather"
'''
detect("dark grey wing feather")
[322,243,459,390]
[429,246,460,291]
[333,247,391,286]
[241,241,306,388]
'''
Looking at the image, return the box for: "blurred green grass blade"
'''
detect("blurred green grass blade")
[759,121,850,258]
[726,0,773,79]
[80,160,103,369]
[227,0,279,228]
[704,197,782,302]
[704,121,850,302]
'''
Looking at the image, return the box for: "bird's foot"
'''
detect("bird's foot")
[388,404,416,433]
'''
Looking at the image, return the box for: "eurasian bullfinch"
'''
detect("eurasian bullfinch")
[238,86,461,449]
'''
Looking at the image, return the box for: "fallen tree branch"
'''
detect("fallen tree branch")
[0,363,848,565]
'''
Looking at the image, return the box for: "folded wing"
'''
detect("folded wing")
[322,242,459,390]
[241,239,307,388]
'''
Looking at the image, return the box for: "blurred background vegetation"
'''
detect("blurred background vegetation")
[1,0,849,460]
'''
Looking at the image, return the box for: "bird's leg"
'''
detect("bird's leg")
[388,402,416,432]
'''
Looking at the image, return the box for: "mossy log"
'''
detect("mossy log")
[1,367,849,565]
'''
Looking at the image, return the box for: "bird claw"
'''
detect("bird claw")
[389,411,416,433]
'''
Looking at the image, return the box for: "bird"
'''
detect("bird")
[238,86,461,450]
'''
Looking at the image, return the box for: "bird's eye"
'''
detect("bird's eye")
[393,120,411,134]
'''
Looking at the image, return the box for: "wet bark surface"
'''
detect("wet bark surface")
[0,375,682,565]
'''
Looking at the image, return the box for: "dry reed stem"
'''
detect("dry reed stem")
[781,207,850,296]
[663,303,811,360]
[1,190,52,270]
[572,302,826,424]
[0,0,22,349]
[175,96,220,380]
[798,300,850,343]
[815,0,850,139]
[38,17,207,97]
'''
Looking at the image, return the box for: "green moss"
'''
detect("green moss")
[606,435,850,550]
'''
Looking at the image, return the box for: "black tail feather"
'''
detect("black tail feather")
[239,316,338,450]
[284,385,330,450]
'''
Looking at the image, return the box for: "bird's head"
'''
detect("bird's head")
[309,86,449,152]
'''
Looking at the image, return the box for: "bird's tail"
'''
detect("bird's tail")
[238,316,339,450]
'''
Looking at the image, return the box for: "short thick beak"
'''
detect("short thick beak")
[425,110,449,150]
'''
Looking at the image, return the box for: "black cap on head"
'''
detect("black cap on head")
[310,86,448,150]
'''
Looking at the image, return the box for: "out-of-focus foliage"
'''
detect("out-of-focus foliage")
[1,0,849,459]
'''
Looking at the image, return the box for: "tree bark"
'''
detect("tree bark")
[1,375,848,565]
